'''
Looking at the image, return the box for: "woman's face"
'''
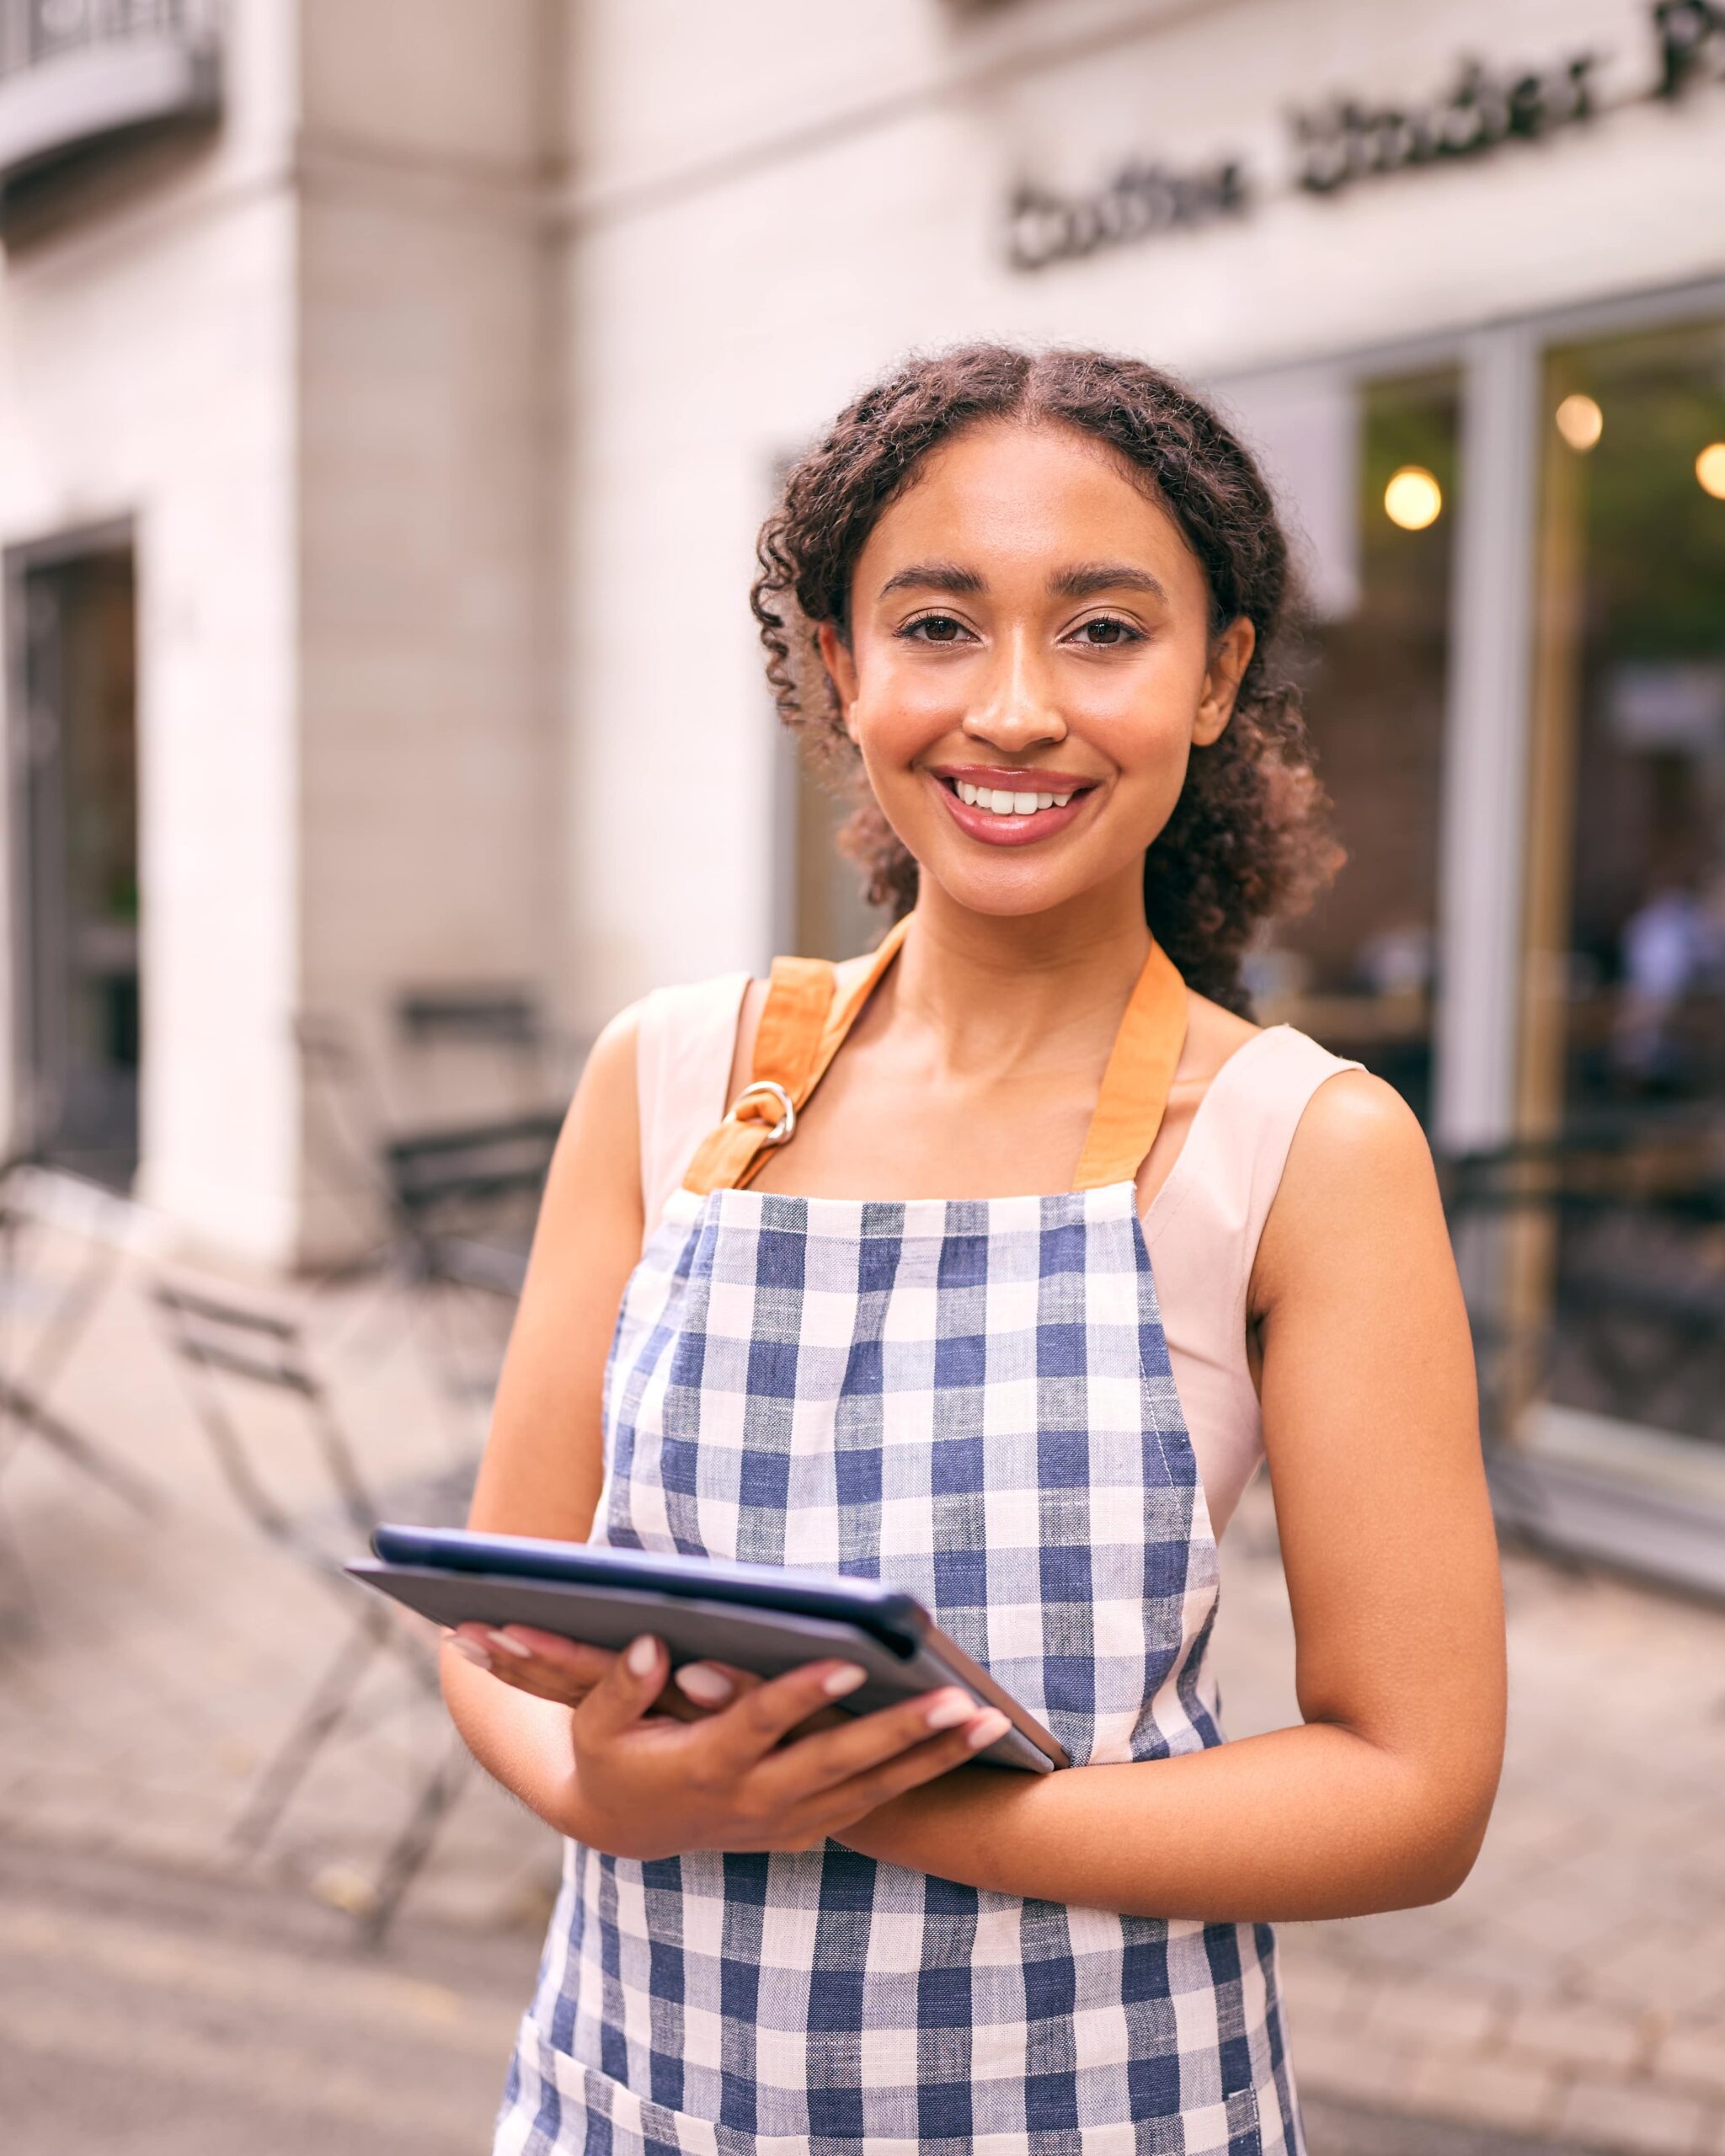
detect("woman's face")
[820,420,1255,922]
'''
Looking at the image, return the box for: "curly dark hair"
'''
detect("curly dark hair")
[750,343,1342,1014]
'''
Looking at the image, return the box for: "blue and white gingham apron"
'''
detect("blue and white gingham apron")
[496,932,1304,2156]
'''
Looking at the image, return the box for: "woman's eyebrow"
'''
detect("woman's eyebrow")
[877,561,985,600]
[1049,562,1168,601]
[876,560,1167,603]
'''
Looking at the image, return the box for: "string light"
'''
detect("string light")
[1698,443,1725,500]
[1555,393,1603,451]
[1384,466,1443,530]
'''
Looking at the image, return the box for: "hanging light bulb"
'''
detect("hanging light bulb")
[1555,394,1604,451]
[1697,443,1725,500]
[1384,466,1443,531]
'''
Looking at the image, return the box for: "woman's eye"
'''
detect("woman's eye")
[1073,616,1139,647]
[902,614,970,644]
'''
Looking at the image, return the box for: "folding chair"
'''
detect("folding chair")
[0,1160,161,1617]
[294,1009,565,1417]
[394,982,582,1117]
[383,1112,560,1297]
[1439,1120,1725,1446]
[298,985,577,1252]
[152,1279,470,1946]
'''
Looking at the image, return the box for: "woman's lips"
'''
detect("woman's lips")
[926,769,1096,849]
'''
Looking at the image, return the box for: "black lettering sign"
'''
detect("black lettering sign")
[1002,5,1720,274]
[1290,52,1601,196]
[1007,158,1248,273]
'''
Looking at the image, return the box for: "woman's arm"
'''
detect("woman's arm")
[838,1071,1508,1921]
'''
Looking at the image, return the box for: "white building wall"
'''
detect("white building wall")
[295,0,559,1253]
[555,0,1725,1030]
[2,0,563,1263]
[0,0,302,1261]
[4,0,1720,1257]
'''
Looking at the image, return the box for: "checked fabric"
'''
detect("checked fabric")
[494,1175,1304,2154]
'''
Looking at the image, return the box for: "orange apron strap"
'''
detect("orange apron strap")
[682,915,912,1195]
[1071,940,1188,1191]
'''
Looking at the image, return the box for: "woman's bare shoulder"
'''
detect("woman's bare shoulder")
[576,998,646,1105]
[1253,1066,1443,1306]
[544,1001,648,1207]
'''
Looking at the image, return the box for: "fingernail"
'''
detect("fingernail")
[965,1710,1012,1752]
[625,1635,659,1678]
[676,1663,735,1706]
[822,1664,868,1700]
[924,1690,975,1731]
[487,1630,533,1659]
[446,1636,492,1669]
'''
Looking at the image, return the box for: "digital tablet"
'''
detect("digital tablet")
[348,1524,1066,1774]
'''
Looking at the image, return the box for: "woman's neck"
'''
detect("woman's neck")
[888,870,1152,1081]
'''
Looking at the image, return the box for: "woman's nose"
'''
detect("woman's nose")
[961,635,1066,751]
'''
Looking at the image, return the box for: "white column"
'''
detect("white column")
[1432,324,1539,1155]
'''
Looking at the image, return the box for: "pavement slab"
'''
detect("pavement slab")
[2,1206,1722,2153]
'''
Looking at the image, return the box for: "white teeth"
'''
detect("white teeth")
[950,780,1080,815]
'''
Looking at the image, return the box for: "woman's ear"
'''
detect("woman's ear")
[1194,616,1257,746]
[817,621,859,723]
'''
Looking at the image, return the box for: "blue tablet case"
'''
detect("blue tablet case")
[348,1524,1065,1774]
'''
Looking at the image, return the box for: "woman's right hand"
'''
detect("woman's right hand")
[556,1633,1010,1860]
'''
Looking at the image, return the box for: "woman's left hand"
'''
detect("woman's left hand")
[445,1625,751,1723]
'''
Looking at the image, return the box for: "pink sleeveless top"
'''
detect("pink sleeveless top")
[635,973,1361,1540]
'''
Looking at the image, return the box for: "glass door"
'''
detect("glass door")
[1237,366,1462,1127]
[1515,317,1725,1474]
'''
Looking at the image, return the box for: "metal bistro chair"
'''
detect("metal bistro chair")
[152,1279,469,1946]
[382,1110,560,1302]
[295,1007,566,1414]
[0,1158,161,1618]
[1438,1120,1725,1599]
[395,982,582,1111]
[0,1157,161,1502]
[1439,1119,1725,1447]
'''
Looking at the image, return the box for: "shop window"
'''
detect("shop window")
[1515,317,1725,1460]
[1247,368,1462,1125]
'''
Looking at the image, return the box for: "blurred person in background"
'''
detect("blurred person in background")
[1610,868,1725,1091]
[438,346,1506,2156]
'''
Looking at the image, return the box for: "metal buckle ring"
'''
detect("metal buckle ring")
[725,1079,797,1148]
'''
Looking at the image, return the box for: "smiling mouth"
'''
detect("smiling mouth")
[933,770,1098,819]
[927,769,1098,846]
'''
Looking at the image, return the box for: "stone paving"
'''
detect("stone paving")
[1218,1491,1725,2153]
[1,1187,1722,2153]
[0,1833,531,2155]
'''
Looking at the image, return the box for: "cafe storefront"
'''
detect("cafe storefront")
[1114,13,1725,1587]
[571,0,1725,1591]
[4,0,1721,1573]
[1217,290,1725,1594]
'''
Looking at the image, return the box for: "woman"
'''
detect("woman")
[442,344,1507,2155]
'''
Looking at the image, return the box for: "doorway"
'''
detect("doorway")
[1514,314,1725,1464]
[8,529,140,1187]
[1249,365,1462,1127]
